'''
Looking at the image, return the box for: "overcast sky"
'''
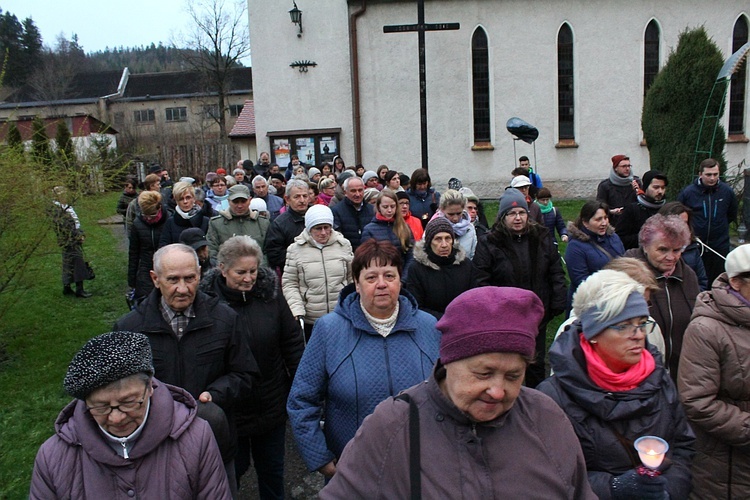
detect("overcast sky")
[3,0,250,64]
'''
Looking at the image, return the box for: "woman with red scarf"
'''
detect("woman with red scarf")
[128,191,168,302]
[538,270,695,500]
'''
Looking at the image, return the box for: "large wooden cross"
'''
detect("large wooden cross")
[384,0,459,171]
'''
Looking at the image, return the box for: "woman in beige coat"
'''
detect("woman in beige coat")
[283,204,353,340]
[678,245,750,499]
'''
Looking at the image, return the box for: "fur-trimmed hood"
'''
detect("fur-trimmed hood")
[412,239,467,270]
[214,208,263,222]
[566,221,616,242]
[200,265,277,303]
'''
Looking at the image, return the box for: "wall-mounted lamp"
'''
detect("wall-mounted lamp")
[289,1,303,38]
[290,60,317,73]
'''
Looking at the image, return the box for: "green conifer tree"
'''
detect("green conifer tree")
[642,27,726,198]
[55,120,76,168]
[6,122,23,153]
[30,116,52,167]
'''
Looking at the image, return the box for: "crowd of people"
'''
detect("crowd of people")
[37,152,749,498]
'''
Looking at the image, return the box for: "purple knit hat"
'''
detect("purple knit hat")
[437,287,544,362]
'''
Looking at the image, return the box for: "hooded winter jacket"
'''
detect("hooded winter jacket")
[282,228,353,324]
[30,380,231,499]
[287,284,440,472]
[678,273,750,499]
[202,267,304,437]
[538,323,695,500]
[404,240,481,319]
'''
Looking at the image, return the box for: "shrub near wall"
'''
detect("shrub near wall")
[642,27,726,198]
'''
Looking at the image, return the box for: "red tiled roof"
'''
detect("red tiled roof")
[229,100,255,138]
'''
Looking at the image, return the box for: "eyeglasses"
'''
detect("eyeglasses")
[505,210,528,219]
[609,320,656,336]
[86,386,149,416]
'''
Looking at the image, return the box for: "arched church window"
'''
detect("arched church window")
[472,27,491,144]
[644,20,660,98]
[557,23,574,141]
[729,15,748,136]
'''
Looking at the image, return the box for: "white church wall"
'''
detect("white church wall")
[249,0,749,198]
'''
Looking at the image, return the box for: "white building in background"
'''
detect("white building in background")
[248,0,749,198]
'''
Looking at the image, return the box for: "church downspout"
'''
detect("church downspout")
[349,0,367,164]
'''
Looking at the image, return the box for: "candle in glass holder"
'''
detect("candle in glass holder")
[634,436,668,469]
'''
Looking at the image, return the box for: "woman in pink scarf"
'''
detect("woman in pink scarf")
[538,270,695,500]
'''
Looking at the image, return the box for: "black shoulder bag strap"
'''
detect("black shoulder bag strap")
[395,393,421,499]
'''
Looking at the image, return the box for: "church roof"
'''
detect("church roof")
[229,100,255,138]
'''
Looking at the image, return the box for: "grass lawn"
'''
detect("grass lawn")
[0,191,585,498]
[0,191,130,498]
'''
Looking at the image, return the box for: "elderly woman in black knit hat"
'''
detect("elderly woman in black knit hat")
[473,188,567,388]
[404,216,481,319]
[320,287,596,498]
[30,331,231,499]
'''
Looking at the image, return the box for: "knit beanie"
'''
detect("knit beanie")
[578,291,650,340]
[307,167,321,178]
[498,188,528,217]
[305,204,334,232]
[362,171,378,184]
[250,198,267,212]
[611,155,629,169]
[641,170,668,189]
[726,245,750,278]
[424,216,454,245]
[438,287,544,362]
[64,331,154,400]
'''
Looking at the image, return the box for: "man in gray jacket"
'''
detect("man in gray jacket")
[207,184,270,260]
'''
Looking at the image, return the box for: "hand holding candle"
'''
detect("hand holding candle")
[634,436,669,473]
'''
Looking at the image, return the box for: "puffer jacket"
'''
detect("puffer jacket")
[202,268,304,436]
[404,240,481,319]
[287,284,440,472]
[474,222,567,315]
[625,247,700,378]
[321,364,596,499]
[30,380,231,499]
[565,222,625,303]
[282,229,353,323]
[678,273,750,499]
[538,323,695,500]
[128,212,167,299]
[206,208,269,259]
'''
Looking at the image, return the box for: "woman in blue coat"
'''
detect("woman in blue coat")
[565,200,625,308]
[287,240,440,479]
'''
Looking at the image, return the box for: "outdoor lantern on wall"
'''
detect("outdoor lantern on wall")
[289,1,303,38]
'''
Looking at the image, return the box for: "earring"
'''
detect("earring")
[589,340,597,344]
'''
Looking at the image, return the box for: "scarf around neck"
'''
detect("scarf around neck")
[175,205,200,220]
[609,169,633,187]
[579,333,655,391]
[637,194,665,210]
[375,212,395,223]
[536,200,554,214]
[451,212,472,237]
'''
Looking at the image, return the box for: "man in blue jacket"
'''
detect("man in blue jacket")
[678,158,738,284]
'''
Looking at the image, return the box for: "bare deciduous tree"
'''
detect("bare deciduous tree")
[179,0,250,141]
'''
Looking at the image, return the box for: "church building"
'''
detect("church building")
[248,1,749,198]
